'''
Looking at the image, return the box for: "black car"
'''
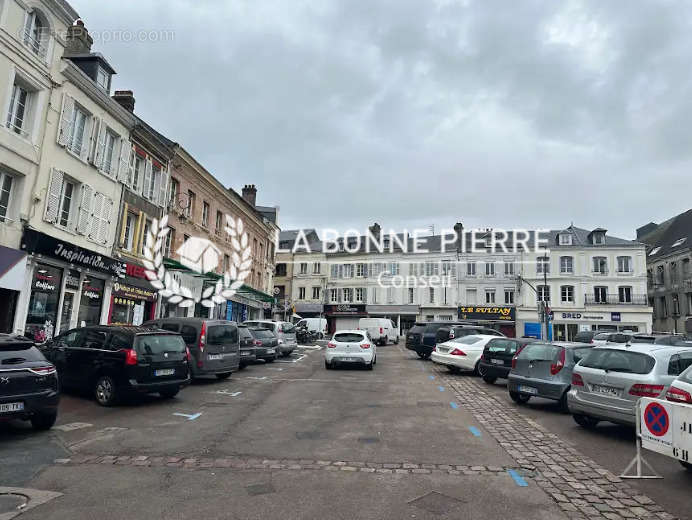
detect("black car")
[238,326,258,368]
[405,322,463,359]
[478,337,537,384]
[439,325,505,341]
[0,334,59,430]
[573,331,598,344]
[247,328,278,363]
[41,326,190,406]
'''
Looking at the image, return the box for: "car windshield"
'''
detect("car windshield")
[424,324,446,333]
[0,345,44,363]
[207,325,238,344]
[238,327,252,339]
[572,347,592,364]
[518,343,560,361]
[281,323,295,333]
[334,333,365,342]
[580,349,655,374]
[451,335,482,344]
[252,329,275,339]
[135,334,186,355]
[487,339,518,353]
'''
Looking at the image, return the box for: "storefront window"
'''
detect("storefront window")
[78,277,105,326]
[26,263,63,342]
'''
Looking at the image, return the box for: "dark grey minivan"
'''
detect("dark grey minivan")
[143,318,240,379]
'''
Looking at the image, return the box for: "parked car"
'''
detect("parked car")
[440,325,505,340]
[237,326,257,369]
[568,344,692,428]
[244,320,297,356]
[294,318,327,338]
[143,318,239,380]
[508,342,593,409]
[0,334,59,430]
[247,327,278,363]
[573,331,598,344]
[653,334,692,346]
[478,337,537,384]
[405,322,462,359]
[431,335,497,374]
[325,330,376,370]
[358,318,398,346]
[42,326,190,406]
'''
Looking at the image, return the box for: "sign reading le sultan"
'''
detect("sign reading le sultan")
[458,305,516,321]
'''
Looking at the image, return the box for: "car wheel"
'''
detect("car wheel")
[680,461,692,472]
[417,352,430,360]
[482,375,497,384]
[509,391,531,404]
[558,392,569,412]
[215,373,232,380]
[474,361,484,377]
[239,364,247,370]
[573,414,600,429]
[159,387,180,399]
[325,360,332,370]
[383,337,388,346]
[30,411,57,431]
[94,375,118,407]
[266,357,275,363]
[366,360,374,370]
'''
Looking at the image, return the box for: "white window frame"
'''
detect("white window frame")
[202,201,210,227]
[485,289,496,304]
[343,288,353,303]
[537,285,551,302]
[313,286,321,300]
[485,262,495,277]
[298,287,306,300]
[139,219,152,256]
[330,288,338,303]
[355,288,364,302]
[5,80,33,138]
[23,10,50,60]
[617,256,632,273]
[356,263,366,277]
[313,262,321,274]
[96,66,110,92]
[593,257,608,274]
[558,233,573,246]
[537,257,550,274]
[560,256,573,274]
[561,285,574,303]
[467,262,476,276]
[67,103,90,158]
[299,262,308,275]
[0,171,15,223]
[123,212,136,251]
[504,289,514,305]
[57,177,76,229]
[618,286,632,304]
[100,129,119,176]
[504,261,514,276]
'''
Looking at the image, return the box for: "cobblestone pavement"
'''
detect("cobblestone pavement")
[433,365,678,520]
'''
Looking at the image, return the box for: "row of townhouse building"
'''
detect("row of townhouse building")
[0,1,277,340]
[274,224,653,340]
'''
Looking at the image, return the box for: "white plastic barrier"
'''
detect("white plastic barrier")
[621,398,691,478]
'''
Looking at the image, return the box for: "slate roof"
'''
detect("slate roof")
[638,208,692,260]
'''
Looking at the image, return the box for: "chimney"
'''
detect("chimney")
[454,222,464,249]
[242,184,257,207]
[112,90,135,112]
[65,20,93,55]
[369,222,381,238]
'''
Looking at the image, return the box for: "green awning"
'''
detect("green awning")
[162,258,275,303]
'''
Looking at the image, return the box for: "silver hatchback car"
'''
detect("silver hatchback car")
[507,342,594,409]
[243,320,297,357]
[568,344,692,429]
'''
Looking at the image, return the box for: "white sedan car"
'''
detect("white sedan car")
[325,330,376,370]
[431,335,497,374]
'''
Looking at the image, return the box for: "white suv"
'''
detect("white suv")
[325,330,376,370]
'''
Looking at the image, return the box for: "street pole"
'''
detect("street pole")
[542,250,549,341]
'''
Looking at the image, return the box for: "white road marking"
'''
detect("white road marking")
[173,412,202,421]
[275,354,307,364]
[298,345,322,350]
[214,390,243,397]
[54,422,93,432]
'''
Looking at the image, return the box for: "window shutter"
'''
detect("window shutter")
[143,159,152,200]
[76,184,93,235]
[117,140,132,184]
[80,115,93,162]
[99,197,113,244]
[22,12,32,42]
[89,192,104,241]
[152,167,161,206]
[57,93,74,146]
[158,166,169,207]
[92,119,106,168]
[44,169,63,223]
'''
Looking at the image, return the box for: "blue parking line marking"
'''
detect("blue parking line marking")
[450,402,458,409]
[469,426,482,437]
[508,469,528,487]
[438,386,445,392]
[429,375,435,380]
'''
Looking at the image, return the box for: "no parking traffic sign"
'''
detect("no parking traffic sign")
[640,399,673,456]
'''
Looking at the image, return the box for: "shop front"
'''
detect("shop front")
[108,263,158,325]
[366,305,420,335]
[0,245,28,333]
[457,305,516,337]
[294,303,324,319]
[324,304,368,333]
[18,229,125,341]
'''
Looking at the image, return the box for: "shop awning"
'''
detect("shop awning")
[162,258,275,303]
[0,245,27,292]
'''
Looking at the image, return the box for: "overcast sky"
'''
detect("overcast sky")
[70,0,692,239]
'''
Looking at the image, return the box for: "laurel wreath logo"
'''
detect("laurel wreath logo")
[143,215,252,308]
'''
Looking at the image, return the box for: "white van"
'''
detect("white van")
[358,318,398,346]
[295,318,328,338]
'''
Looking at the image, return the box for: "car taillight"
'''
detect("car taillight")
[379,327,383,334]
[432,345,437,352]
[480,351,487,362]
[199,322,206,352]
[450,349,466,356]
[185,347,191,363]
[28,366,56,376]
[360,343,371,349]
[666,386,692,404]
[120,348,138,366]
[253,339,262,346]
[550,348,566,375]
[629,384,665,397]
[327,342,336,348]
[572,373,584,386]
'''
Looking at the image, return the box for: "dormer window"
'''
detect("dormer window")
[558,233,572,246]
[672,237,687,248]
[23,10,49,59]
[592,232,605,245]
[96,66,110,92]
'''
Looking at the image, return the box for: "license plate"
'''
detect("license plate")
[491,359,504,365]
[0,402,24,413]
[341,357,358,362]
[592,384,620,397]
[208,354,224,361]
[241,351,250,356]
[518,385,538,395]
[155,369,175,377]
[267,349,275,354]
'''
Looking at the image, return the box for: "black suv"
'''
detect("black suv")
[405,322,463,359]
[478,337,537,384]
[438,325,504,341]
[0,334,59,430]
[41,326,190,406]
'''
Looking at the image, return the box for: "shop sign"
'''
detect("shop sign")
[125,263,147,279]
[561,312,607,320]
[65,269,81,290]
[112,282,157,302]
[611,312,622,322]
[22,229,125,277]
[458,305,515,321]
[324,304,367,316]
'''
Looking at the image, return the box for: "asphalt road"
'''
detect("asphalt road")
[0,344,689,519]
